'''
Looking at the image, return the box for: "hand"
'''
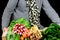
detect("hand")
[2,27,9,37]
[57,24,60,26]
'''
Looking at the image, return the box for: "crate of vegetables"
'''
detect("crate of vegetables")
[2,18,42,40]
[2,18,60,40]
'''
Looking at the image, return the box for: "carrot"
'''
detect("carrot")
[22,33,27,38]
[21,36,24,40]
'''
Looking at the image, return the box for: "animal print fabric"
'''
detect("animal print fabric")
[26,0,40,27]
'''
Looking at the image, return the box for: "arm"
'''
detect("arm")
[2,0,18,29]
[42,0,60,24]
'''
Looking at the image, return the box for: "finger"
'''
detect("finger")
[3,28,7,32]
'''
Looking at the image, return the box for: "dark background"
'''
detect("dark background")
[0,0,60,40]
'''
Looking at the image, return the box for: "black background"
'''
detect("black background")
[0,0,60,40]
